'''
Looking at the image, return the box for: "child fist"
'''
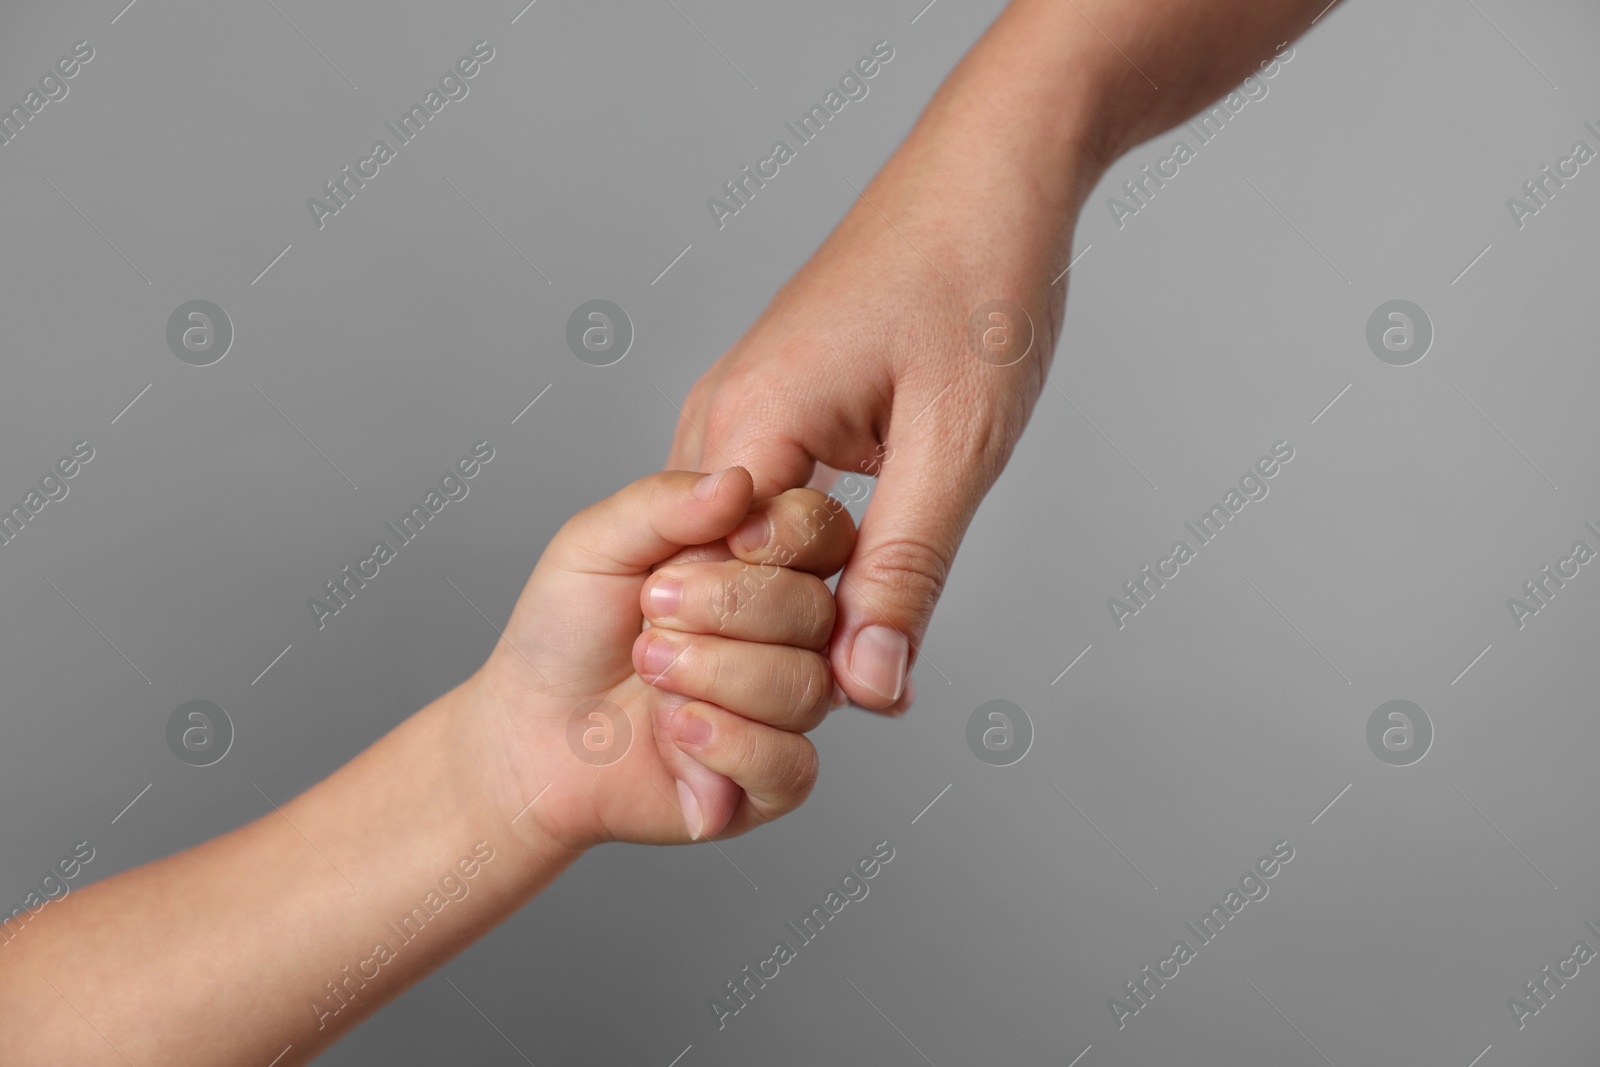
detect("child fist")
[459,467,859,854]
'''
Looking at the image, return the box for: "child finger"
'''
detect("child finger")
[547,467,754,577]
[642,561,835,650]
[633,629,832,733]
[668,701,820,832]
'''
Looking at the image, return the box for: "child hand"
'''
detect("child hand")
[457,467,858,854]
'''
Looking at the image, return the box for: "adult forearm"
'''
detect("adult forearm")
[860,0,1335,283]
[973,0,1332,172]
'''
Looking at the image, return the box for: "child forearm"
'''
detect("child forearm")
[0,679,578,1067]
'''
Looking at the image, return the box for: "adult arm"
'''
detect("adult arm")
[669,0,1339,708]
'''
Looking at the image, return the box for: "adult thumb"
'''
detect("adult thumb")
[830,434,989,711]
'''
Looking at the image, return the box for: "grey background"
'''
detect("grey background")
[2,0,1598,1063]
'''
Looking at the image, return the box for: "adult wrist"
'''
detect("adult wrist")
[840,6,1118,310]
[898,1,1122,223]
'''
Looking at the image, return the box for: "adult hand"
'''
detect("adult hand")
[666,4,1099,711]
[667,192,1064,711]
[667,0,1331,710]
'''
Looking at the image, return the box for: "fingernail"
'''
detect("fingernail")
[648,577,682,617]
[887,677,915,718]
[849,626,908,702]
[676,779,704,840]
[695,468,732,501]
[830,683,849,709]
[732,513,768,554]
[643,635,676,677]
[674,708,712,747]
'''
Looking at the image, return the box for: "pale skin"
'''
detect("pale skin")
[3,1,1336,1061]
